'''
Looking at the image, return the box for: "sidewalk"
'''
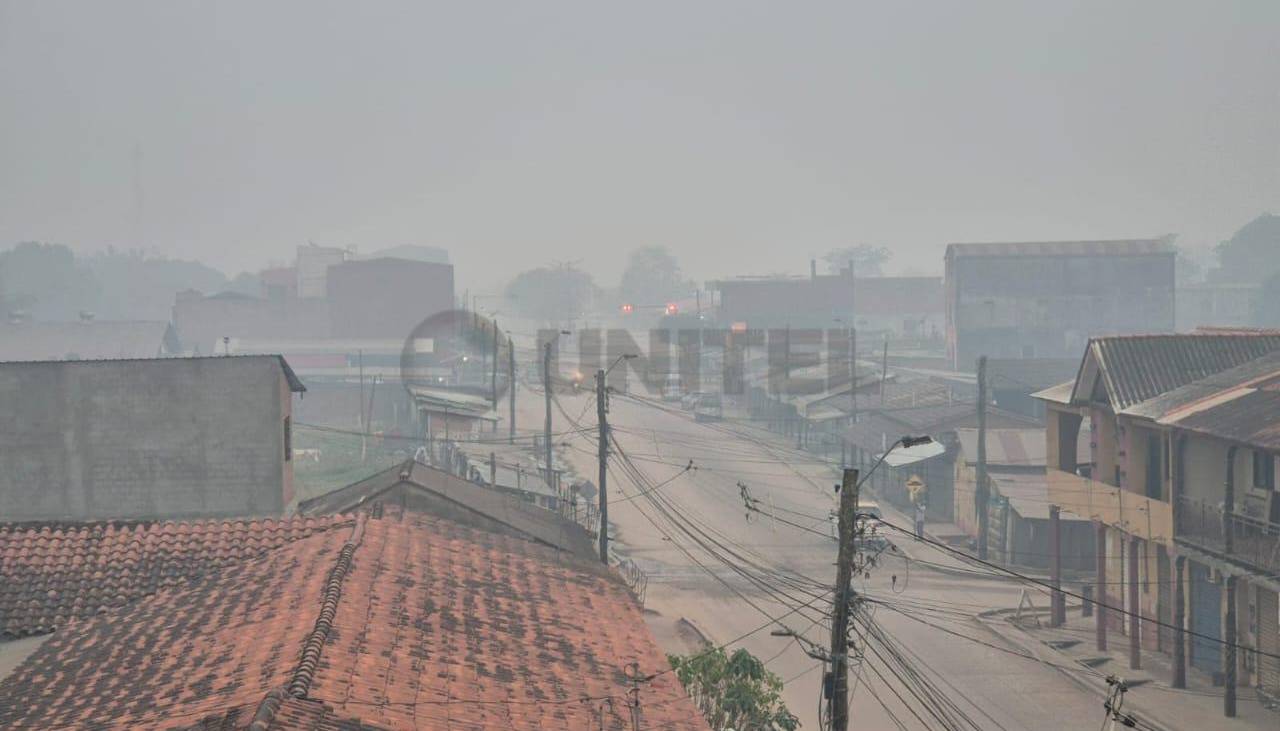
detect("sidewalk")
[977,604,1279,731]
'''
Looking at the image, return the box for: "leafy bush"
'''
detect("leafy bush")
[667,645,800,731]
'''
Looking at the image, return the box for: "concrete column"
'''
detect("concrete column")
[1096,521,1108,652]
[1173,555,1186,689]
[1050,505,1064,627]
[1224,574,1237,718]
[1128,536,1141,669]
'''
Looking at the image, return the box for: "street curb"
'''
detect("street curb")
[971,612,1176,731]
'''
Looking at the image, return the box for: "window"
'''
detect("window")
[284,416,293,461]
[1253,450,1275,490]
[1145,433,1163,499]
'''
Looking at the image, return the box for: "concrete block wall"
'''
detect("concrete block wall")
[0,357,289,521]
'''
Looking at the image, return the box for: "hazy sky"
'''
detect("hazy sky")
[2,1,1277,292]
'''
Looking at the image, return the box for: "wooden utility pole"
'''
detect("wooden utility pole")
[849,327,857,426]
[508,337,516,444]
[543,341,554,503]
[491,319,500,418]
[976,355,989,559]
[879,337,888,401]
[1050,504,1064,627]
[829,467,860,731]
[596,369,610,564]
[358,349,367,463]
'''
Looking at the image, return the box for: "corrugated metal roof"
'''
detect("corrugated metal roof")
[1081,333,1280,410]
[955,429,1045,467]
[1167,390,1280,451]
[1123,350,1280,420]
[986,358,1080,391]
[844,405,1040,451]
[992,471,1085,521]
[954,426,1090,467]
[1032,380,1074,405]
[945,238,1174,259]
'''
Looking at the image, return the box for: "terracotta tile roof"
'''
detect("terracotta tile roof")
[0,510,709,731]
[0,515,354,639]
[0,520,355,729]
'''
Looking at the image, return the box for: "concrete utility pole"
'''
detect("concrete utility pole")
[596,368,610,564]
[543,341,554,504]
[508,337,516,444]
[828,467,860,731]
[975,355,989,559]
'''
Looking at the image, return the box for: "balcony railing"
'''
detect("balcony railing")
[1046,469,1174,543]
[1176,496,1280,574]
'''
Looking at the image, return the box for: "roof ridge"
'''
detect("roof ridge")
[283,514,368,700]
[246,686,290,731]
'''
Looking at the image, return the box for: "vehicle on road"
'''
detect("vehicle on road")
[693,392,723,422]
[661,373,682,402]
[680,391,703,410]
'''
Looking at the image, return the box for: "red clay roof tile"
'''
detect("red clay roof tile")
[0,515,355,639]
[0,512,708,731]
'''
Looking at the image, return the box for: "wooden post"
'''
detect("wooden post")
[1173,555,1186,689]
[880,337,888,401]
[1050,505,1064,627]
[976,356,989,559]
[1096,522,1108,651]
[491,319,500,416]
[1129,536,1141,669]
[597,369,609,564]
[508,337,516,444]
[1225,575,1237,717]
[544,342,554,501]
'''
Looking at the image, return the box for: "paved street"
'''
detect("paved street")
[517,383,1111,730]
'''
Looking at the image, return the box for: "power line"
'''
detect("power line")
[872,518,1280,662]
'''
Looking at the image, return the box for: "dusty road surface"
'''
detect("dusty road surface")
[515,382,1111,731]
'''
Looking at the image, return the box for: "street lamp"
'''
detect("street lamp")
[843,434,938,493]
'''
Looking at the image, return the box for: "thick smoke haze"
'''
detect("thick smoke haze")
[1,1,1276,291]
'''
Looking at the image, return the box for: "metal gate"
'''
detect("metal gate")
[1190,562,1221,675]
[1258,587,1279,699]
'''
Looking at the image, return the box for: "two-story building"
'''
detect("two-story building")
[945,238,1176,370]
[1151,352,1280,705]
[1039,333,1280,714]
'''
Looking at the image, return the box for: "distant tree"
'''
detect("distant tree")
[0,242,100,320]
[619,246,693,305]
[504,263,597,324]
[822,245,890,276]
[1253,272,1280,328]
[84,249,229,320]
[225,271,263,297]
[1214,213,1280,284]
[667,645,799,731]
